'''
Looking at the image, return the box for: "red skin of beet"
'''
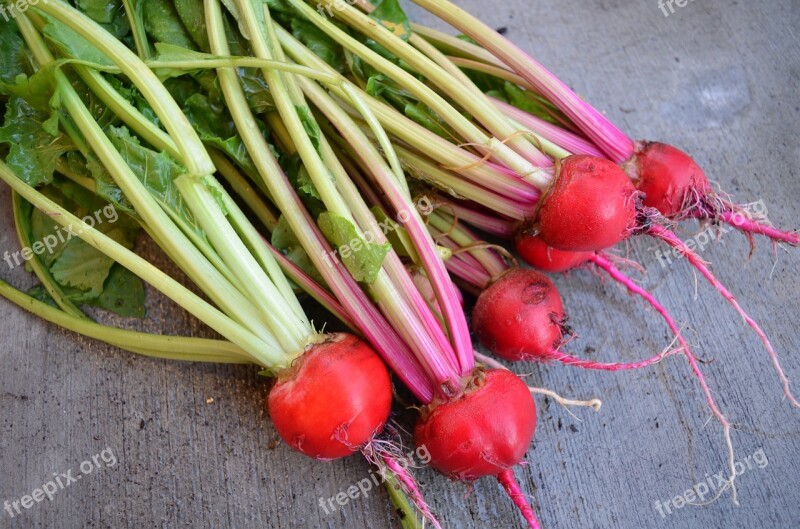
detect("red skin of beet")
[472,269,566,362]
[515,233,592,273]
[268,333,392,461]
[630,142,711,217]
[533,155,640,252]
[414,369,537,481]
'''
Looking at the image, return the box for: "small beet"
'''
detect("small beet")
[414,369,536,481]
[472,269,566,362]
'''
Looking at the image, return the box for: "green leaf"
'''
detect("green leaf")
[142,0,198,50]
[404,101,454,140]
[78,0,119,24]
[42,16,116,67]
[0,97,74,186]
[27,187,70,268]
[0,22,32,87]
[50,226,129,297]
[290,18,345,73]
[43,185,138,299]
[174,0,211,52]
[27,285,60,309]
[86,125,206,239]
[502,81,564,125]
[239,69,275,114]
[76,0,131,39]
[296,105,322,152]
[368,0,411,41]
[366,74,417,109]
[86,264,147,317]
[270,214,299,249]
[270,214,326,287]
[104,75,161,129]
[318,212,390,284]
[369,206,416,260]
[17,184,145,317]
[181,92,261,178]
[279,153,325,219]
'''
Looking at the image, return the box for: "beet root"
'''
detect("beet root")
[414,368,536,481]
[268,333,393,460]
[531,155,640,252]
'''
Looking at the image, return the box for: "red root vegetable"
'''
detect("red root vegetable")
[526,155,641,252]
[628,142,799,246]
[268,333,393,460]
[472,268,677,368]
[414,368,540,527]
[490,253,741,498]
[414,368,536,481]
[472,269,566,363]
[514,232,592,273]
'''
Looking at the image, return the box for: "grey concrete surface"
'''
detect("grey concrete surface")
[1,0,798,528]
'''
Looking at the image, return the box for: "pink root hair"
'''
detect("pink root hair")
[361,426,442,529]
[646,222,799,408]
[588,251,739,503]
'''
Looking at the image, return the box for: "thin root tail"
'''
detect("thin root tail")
[646,223,800,408]
[497,468,542,529]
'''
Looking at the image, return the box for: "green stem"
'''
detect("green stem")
[17,14,276,346]
[0,159,280,365]
[205,0,446,399]
[383,472,423,529]
[318,0,550,170]
[35,0,214,176]
[275,27,535,202]
[11,191,86,318]
[209,150,279,231]
[121,0,152,59]
[245,0,462,389]
[0,278,251,363]
[174,175,310,357]
[286,0,548,187]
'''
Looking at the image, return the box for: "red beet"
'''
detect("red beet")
[268,333,393,460]
[630,142,798,245]
[629,142,711,216]
[472,269,566,362]
[515,233,592,272]
[532,155,640,252]
[414,368,537,480]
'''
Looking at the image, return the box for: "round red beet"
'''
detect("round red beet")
[268,333,392,460]
[534,155,640,252]
[414,369,536,481]
[472,269,566,362]
[629,142,711,217]
[515,233,592,273]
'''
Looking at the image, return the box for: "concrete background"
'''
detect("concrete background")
[1,0,798,527]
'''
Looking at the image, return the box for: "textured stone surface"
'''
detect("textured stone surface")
[1,0,798,528]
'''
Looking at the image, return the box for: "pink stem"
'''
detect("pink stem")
[409,0,635,163]
[265,240,358,331]
[435,197,517,238]
[491,97,605,158]
[647,223,799,407]
[497,468,542,529]
[308,81,473,377]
